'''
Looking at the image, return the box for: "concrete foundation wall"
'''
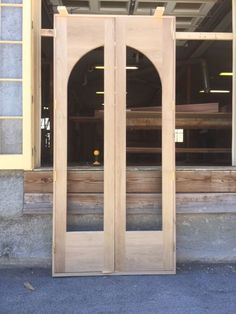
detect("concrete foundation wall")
[0,171,236,267]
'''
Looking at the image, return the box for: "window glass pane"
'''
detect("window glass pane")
[0,82,22,116]
[0,44,22,78]
[0,7,22,41]
[176,40,232,166]
[0,119,22,154]
[126,47,162,231]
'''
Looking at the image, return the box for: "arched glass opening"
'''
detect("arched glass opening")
[126,46,162,167]
[68,47,104,166]
[67,46,162,167]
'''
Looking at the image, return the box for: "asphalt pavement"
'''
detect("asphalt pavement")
[0,264,236,314]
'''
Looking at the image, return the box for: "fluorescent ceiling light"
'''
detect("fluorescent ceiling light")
[219,72,233,76]
[199,89,231,94]
[96,91,127,95]
[126,66,139,70]
[95,65,138,70]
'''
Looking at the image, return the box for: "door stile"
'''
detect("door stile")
[114,18,126,272]
[162,18,176,271]
[53,16,68,275]
[104,18,116,273]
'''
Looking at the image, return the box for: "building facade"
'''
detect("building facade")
[0,0,236,267]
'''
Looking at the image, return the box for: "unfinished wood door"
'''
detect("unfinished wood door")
[53,15,116,276]
[53,14,176,276]
[115,16,176,274]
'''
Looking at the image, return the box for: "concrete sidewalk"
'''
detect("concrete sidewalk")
[0,264,236,314]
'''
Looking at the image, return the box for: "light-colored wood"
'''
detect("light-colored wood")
[125,231,163,271]
[233,0,236,166]
[54,14,176,275]
[154,7,165,18]
[0,155,24,169]
[65,232,104,273]
[66,17,105,76]
[161,17,176,271]
[53,269,175,277]
[115,18,127,272]
[22,0,33,170]
[104,18,115,273]
[114,16,176,273]
[32,0,42,168]
[57,6,69,16]
[41,30,234,41]
[176,32,233,41]
[53,15,116,276]
[53,16,68,274]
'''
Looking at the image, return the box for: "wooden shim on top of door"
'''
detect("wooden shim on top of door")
[57,6,69,16]
[154,7,165,18]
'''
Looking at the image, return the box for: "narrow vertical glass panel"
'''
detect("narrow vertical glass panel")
[0,82,22,116]
[176,40,232,166]
[126,46,162,231]
[67,47,104,232]
[0,119,22,154]
[0,7,22,41]
[41,37,53,166]
[0,44,22,78]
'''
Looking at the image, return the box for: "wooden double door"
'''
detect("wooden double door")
[53,13,176,276]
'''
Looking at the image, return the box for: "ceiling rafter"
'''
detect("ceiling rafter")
[47,0,219,32]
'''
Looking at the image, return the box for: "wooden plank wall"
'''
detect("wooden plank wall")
[24,169,236,215]
[24,192,236,215]
[24,169,236,193]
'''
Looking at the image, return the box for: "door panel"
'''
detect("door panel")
[65,232,104,273]
[115,16,176,273]
[53,15,115,275]
[53,14,175,276]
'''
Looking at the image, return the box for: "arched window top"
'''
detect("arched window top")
[68,46,162,116]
